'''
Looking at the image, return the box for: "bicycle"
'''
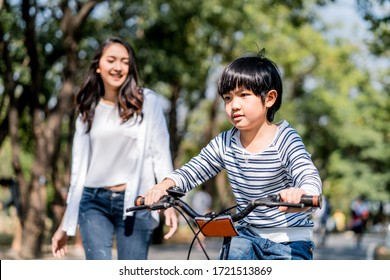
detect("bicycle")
[126,186,322,260]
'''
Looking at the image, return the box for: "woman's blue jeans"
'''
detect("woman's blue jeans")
[78,187,157,260]
[221,226,315,260]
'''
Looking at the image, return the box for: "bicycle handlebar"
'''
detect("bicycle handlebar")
[126,186,322,223]
[126,186,322,259]
[230,193,321,221]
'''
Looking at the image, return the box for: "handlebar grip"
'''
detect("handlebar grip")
[300,195,322,208]
[135,196,145,206]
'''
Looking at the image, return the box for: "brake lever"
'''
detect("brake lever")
[147,195,174,210]
[126,195,173,213]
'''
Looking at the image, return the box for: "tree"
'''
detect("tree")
[356,0,390,195]
[1,0,388,258]
[0,0,103,259]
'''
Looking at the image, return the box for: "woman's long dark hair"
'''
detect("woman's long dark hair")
[76,37,144,132]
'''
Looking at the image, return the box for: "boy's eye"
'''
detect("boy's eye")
[241,92,252,97]
[222,95,231,101]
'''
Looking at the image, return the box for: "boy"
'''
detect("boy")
[144,52,322,260]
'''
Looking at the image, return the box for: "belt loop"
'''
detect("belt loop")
[82,187,100,200]
[91,187,100,199]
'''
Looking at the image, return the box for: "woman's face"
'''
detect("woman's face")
[97,43,129,95]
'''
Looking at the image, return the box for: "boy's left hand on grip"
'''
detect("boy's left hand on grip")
[278,188,321,212]
[300,195,322,208]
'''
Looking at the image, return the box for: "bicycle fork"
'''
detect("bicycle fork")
[220,236,232,260]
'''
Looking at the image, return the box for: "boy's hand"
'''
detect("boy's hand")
[278,188,308,213]
[144,178,176,205]
[144,179,178,239]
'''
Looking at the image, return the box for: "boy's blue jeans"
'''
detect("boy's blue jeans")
[221,226,315,260]
[78,187,157,260]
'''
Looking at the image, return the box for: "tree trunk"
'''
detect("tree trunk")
[8,104,26,257]
[169,84,182,163]
[14,0,100,259]
[20,179,47,259]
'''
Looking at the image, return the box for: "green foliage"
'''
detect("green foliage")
[0,139,13,177]
[0,139,33,181]
[0,0,389,236]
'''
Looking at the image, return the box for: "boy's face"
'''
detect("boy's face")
[222,88,275,132]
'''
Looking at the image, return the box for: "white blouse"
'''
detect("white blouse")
[84,101,140,187]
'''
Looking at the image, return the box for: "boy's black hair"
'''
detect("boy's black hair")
[217,51,283,122]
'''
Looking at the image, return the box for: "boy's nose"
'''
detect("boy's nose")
[231,98,241,110]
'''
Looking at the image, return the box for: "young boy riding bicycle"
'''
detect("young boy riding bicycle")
[144,51,322,260]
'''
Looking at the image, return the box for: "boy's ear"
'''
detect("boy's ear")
[265,90,277,108]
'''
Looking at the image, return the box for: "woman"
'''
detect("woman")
[51,37,177,260]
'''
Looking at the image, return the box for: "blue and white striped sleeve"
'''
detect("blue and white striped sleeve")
[167,133,227,192]
[279,127,322,196]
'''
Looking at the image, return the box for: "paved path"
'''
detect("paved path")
[148,231,384,260]
[0,232,387,260]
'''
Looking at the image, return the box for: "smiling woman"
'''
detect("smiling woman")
[75,37,145,130]
[50,37,177,260]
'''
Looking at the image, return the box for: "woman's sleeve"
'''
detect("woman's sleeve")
[62,116,89,235]
[148,93,174,182]
[66,116,88,203]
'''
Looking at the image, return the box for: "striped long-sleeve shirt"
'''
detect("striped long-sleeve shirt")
[168,120,322,242]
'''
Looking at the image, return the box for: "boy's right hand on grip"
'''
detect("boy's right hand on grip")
[143,178,176,205]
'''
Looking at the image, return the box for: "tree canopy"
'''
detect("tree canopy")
[0,0,389,258]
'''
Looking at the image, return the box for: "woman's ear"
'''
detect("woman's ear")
[265,90,277,108]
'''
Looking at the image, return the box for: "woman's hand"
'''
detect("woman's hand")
[163,207,178,239]
[51,227,69,257]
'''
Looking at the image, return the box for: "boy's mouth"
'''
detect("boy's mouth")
[232,113,243,120]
